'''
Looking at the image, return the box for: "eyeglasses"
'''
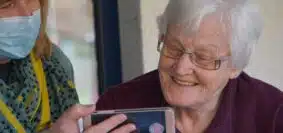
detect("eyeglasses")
[157,38,230,70]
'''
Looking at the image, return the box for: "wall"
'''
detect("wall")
[244,0,283,89]
[118,0,169,81]
[118,0,144,81]
[119,0,283,90]
[140,0,169,74]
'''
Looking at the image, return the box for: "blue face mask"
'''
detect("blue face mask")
[0,9,41,59]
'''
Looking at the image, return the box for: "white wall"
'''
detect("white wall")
[244,0,283,89]
[140,0,169,73]
[119,0,283,90]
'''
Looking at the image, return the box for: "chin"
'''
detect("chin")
[159,71,208,108]
[161,86,206,108]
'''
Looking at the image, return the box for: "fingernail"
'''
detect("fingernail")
[129,124,137,130]
[118,114,127,120]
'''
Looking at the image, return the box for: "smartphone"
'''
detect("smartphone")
[83,107,175,133]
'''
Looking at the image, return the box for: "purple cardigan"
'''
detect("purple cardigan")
[96,70,283,133]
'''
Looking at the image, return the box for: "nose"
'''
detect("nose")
[173,54,195,76]
[17,0,33,16]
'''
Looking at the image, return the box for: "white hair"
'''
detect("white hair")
[157,0,263,70]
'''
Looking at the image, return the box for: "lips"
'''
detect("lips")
[172,77,199,86]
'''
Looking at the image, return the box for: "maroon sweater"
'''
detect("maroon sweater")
[96,70,283,133]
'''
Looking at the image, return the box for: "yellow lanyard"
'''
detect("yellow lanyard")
[0,52,51,133]
[30,52,51,131]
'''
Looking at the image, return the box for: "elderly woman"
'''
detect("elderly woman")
[96,0,283,132]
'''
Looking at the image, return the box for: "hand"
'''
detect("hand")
[84,114,136,133]
[48,104,136,133]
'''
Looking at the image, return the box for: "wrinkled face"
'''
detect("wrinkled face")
[158,13,239,109]
[0,0,40,18]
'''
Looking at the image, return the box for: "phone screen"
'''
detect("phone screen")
[91,110,167,133]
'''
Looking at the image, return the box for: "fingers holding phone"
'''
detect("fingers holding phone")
[110,123,136,133]
[48,104,95,133]
[48,104,135,133]
[83,108,175,133]
[84,114,136,133]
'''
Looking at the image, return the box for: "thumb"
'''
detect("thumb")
[64,104,96,120]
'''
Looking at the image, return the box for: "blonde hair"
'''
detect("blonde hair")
[34,0,53,58]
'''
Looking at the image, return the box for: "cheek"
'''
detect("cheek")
[158,57,175,84]
[158,56,175,72]
[196,69,230,91]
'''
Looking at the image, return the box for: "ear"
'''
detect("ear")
[229,68,241,79]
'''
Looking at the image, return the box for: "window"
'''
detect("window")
[47,0,98,104]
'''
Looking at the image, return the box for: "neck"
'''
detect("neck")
[174,94,222,133]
